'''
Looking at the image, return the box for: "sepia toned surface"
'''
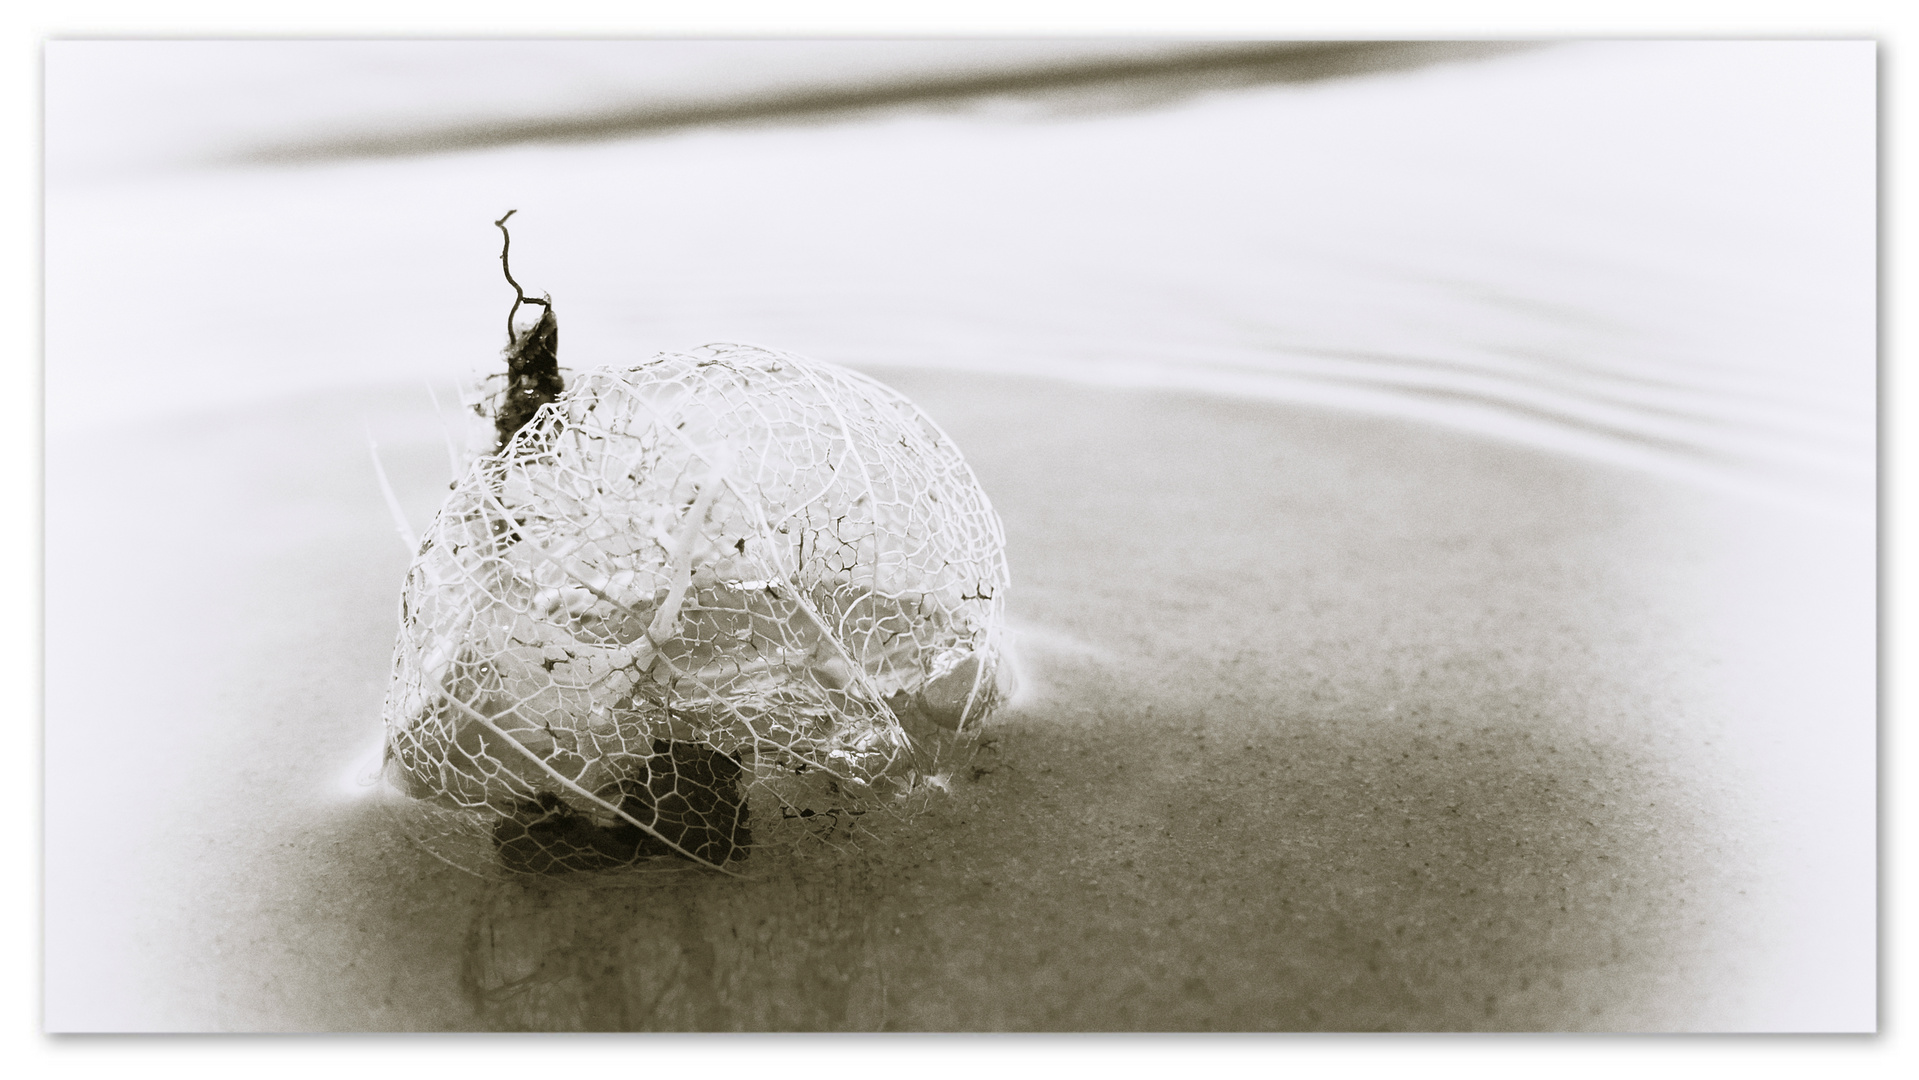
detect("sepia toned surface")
[46,368,1865,1030]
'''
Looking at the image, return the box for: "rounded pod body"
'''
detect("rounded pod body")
[381,343,1009,875]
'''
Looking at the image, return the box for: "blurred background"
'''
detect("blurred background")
[46,39,1872,512]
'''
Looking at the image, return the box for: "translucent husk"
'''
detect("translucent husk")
[380,343,1010,877]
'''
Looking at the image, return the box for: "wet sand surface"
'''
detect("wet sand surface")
[43,368,1868,1031]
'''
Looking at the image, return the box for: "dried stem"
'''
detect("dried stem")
[494,209,550,342]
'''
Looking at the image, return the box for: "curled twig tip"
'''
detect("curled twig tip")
[494,210,549,343]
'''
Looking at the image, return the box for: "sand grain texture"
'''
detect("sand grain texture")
[45,369,1850,1031]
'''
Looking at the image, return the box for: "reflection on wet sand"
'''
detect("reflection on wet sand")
[48,368,1829,1030]
[449,697,1714,1032]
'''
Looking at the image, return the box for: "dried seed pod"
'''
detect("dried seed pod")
[380,342,1011,877]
